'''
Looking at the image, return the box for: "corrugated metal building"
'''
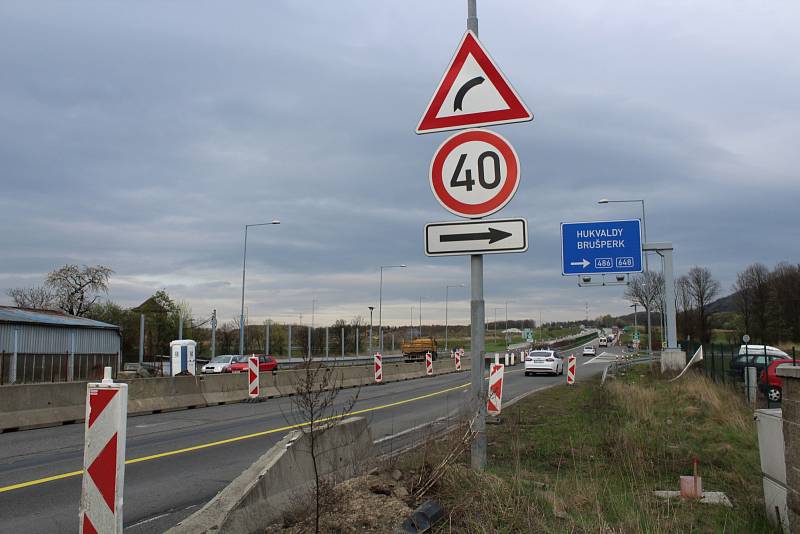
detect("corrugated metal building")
[0,306,121,384]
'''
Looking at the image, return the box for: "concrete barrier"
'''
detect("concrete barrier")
[167,417,373,534]
[124,375,206,415]
[200,373,250,405]
[0,380,86,431]
[0,356,472,432]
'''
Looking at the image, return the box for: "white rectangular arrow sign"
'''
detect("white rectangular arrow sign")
[425,218,528,256]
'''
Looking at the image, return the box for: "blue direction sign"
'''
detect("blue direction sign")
[561,219,642,275]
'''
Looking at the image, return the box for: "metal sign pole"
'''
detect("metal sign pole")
[467,0,486,471]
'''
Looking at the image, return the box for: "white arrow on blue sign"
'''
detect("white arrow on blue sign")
[561,219,643,276]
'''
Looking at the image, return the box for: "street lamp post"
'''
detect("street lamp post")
[368,306,374,353]
[598,198,652,353]
[493,307,503,340]
[378,264,406,352]
[240,219,280,356]
[445,284,464,352]
[419,296,424,337]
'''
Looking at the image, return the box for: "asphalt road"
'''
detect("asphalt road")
[0,340,620,533]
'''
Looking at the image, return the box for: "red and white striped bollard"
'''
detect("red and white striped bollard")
[374,352,383,383]
[487,363,504,416]
[79,367,128,534]
[248,355,259,399]
[567,354,576,385]
[425,351,433,375]
[454,349,461,371]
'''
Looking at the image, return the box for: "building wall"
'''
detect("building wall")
[779,366,800,531]
[0,324,120,355]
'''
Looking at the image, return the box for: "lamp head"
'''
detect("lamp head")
[598,198,609,204]
[271,218,281,224]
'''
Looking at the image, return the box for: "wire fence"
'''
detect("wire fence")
[683,341,798,408]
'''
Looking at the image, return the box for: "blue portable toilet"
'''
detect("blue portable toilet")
[169,340,197,376]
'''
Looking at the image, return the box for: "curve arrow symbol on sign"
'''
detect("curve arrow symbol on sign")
[440,227,512,244]
[570,259,590,268]
[453,76,485,111]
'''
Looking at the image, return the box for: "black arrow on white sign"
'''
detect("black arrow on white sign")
[440,227,512,244]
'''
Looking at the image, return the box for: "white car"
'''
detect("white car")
[201,355,238,374]
[583,346,596,357]
[524,350,563,376]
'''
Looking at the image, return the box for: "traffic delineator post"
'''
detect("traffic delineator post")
[454,349,462,371]
[79,367,127,534]
[425,352,433,376]
[374,352,383,383]
[487,363,504,416]
[567,354,576,385]
[248,356,259,399]
[494,353,500,365]
[504,352,509,366]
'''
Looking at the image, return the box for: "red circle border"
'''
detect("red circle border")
[429,129,520,218]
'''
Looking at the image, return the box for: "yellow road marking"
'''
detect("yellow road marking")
[0,380,470,494]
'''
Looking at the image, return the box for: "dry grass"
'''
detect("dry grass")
[394,366,773,533]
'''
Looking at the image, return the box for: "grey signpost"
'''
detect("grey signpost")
[416,0,532,470]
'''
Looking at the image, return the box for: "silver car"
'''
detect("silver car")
[201,355,238,374]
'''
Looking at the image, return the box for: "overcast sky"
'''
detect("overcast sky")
[1,1,798,328]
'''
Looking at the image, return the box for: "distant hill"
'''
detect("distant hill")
[707,292,738,314]
[612,292,737,325]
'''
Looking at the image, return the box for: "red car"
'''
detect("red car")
[228,354,278,373]
[759,358,797,403]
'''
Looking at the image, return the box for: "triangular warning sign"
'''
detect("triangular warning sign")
[416,30,532,134]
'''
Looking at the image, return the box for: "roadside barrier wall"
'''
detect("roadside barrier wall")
[0,380,85,431]
[124,375,206,414]
[166,417,373,534]
[0,356,472,432]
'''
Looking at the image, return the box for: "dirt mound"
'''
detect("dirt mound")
[266,472,412,533]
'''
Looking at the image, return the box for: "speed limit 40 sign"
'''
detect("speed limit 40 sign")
[429,129,520,218]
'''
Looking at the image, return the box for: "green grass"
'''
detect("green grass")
[398,366,773,533]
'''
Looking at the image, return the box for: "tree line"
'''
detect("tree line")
[732,262,800,344]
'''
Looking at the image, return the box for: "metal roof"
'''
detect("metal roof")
[0,306,120,330]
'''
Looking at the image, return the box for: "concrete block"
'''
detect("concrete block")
[167,417,373,534]
[200,373,249,405]
[660,349,686,373]
[0,381,86,431]
[755,409,786,484]
[123,375,206,414]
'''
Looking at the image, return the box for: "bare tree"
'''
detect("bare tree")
[6,286,55,309]
[685,266,720,344]
[287,354,359,533]
[733,268,755,337]
[770,262,800,342]
[624,271,664,349]
[46,264,113,317]
[676,275,694,339]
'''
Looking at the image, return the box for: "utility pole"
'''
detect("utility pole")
[419,296,423,337]
[211,310,217,358]
[467,0,487,471]
[368,306,374,353]
[139,313,145,366]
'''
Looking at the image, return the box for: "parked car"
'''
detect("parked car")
[525,350,564,376]
[730,345,789,377]
[201,355,238,374]
[759,358,797,403]
[582,346,596,357]
[229,354,278,373]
